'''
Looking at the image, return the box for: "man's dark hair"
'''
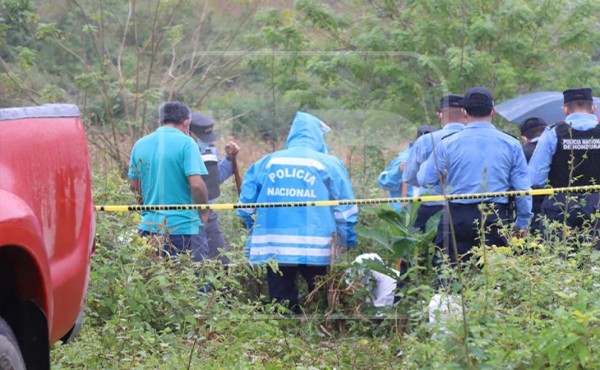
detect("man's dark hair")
[564,100,594,113]
[464,105,493,118]
[159,101,191,125]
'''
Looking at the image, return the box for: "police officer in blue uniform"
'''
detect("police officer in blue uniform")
[418,87,532,265]
[403,94,466,232]
[378,125,438,211]
[189,112,240,263]
[528,88,600,248]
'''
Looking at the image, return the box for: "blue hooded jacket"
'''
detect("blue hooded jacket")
[377,144,415,211]
[237,112,358,265]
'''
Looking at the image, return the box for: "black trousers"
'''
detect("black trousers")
[414,204,444,232]
[267,264,327,313]
[433,202,509,266]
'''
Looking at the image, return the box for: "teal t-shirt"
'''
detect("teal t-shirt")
[128,126,207,235]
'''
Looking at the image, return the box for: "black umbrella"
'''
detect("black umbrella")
[495,91,600,125]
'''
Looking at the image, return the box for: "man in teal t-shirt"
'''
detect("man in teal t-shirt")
[128,101,210,261]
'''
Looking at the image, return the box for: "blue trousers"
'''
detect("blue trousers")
[138,228,209,262]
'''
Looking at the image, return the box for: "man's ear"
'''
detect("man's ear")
[561,105,569,116]
[591,104,597,115]
[182,119,191,135]
[436,111,443,121]
[490,107,496,118]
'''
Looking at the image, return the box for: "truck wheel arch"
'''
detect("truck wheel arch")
[0,250,51,370]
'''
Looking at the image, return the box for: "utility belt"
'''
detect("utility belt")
[448,201,508,211]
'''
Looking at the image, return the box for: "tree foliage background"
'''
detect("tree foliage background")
[1,0,599,169]
[3,1,600,367]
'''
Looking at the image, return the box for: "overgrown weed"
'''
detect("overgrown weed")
[53,173,600,369]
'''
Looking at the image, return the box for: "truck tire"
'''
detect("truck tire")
[0,317,25,370]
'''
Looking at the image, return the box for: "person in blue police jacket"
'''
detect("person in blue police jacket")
[418,87,532,266]
[528,88,600,249]
[189,112,240,264]
[378,125,438,212]
[237,112,358,313]
[403,94,466,232]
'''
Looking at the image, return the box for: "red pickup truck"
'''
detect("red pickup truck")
[0,104,95,369]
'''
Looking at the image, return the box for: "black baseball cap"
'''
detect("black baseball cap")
[563,88,593,104]
[189,112,218,143]
[463,87,494,110]
[438,94,464,110]
[520,117,547,136]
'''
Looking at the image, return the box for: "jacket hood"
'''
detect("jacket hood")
[285,112,330,153]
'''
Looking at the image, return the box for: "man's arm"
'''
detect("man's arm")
[403,137,427,187]
[528,128,557,187]
[417,144,445,187]
[378,156,404,191]
[188,175,209,224]
[217,142,241,183]
[330,159,358,248]
[130,179,143,204]
[237,163,260,230]
[511,146,533,231]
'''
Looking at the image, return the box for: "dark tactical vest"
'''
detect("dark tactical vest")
[548,123,600,187]
[201,147,221,200]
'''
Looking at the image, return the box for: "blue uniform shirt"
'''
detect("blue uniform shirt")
[418,121,533,229]
[403,123,464,205]
[528,113,599,187]
[129,126,208,235]
[378,144,414,211]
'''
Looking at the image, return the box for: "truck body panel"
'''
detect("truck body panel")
[0,104,95,345]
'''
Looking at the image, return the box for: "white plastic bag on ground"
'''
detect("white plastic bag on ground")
[347,253,399,307]
[428,293,463,333]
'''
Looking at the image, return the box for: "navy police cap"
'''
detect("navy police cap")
[190,112,218,143]
[520,117,547,136]
[463,87,494,109]
[438,94,464,110]
[563,87,593,104]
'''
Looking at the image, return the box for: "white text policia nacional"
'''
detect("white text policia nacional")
[267,167,317,198]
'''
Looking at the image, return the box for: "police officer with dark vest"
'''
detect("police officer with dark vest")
[519,117,548,232]
[418,87,532,266]
[528,88,600,249]
[189,112,241,263]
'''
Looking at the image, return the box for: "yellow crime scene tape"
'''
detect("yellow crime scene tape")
[95,185,600,212]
